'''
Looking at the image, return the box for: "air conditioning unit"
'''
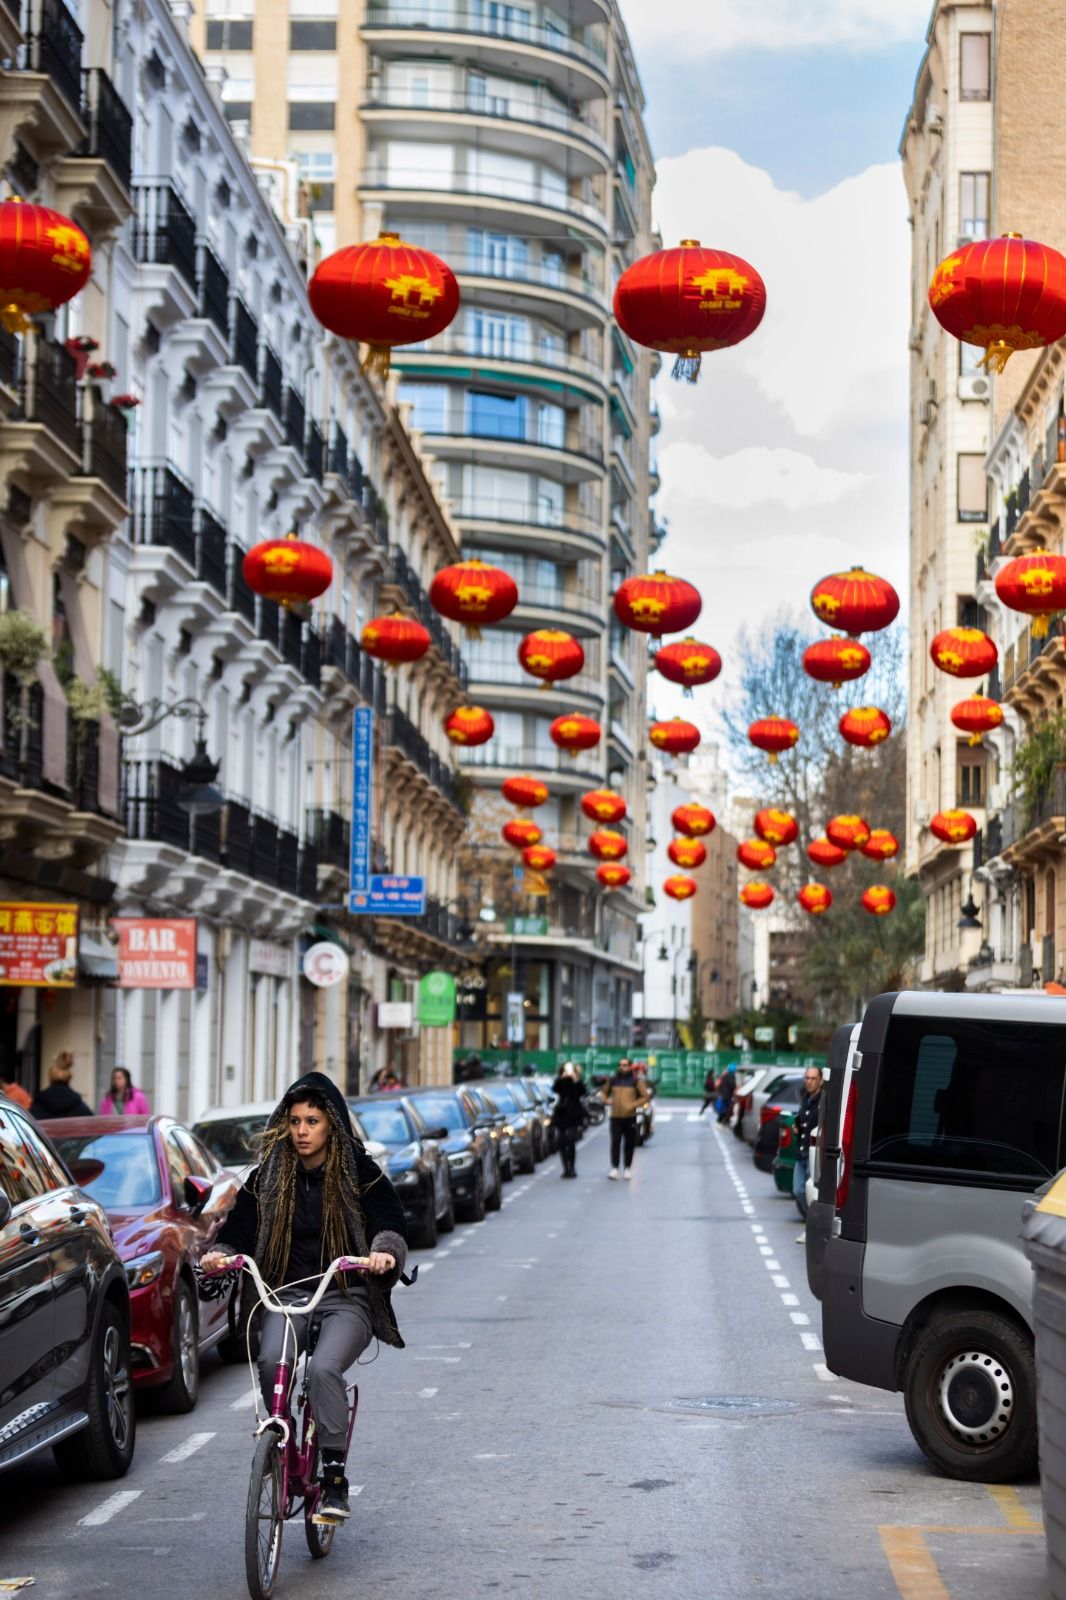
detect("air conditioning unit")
[924,376,938,404]
[919,400,936,426]
[959,374,991,401]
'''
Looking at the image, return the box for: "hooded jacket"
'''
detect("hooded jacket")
[216,1070,410,1349]
[30,1082,93,1120]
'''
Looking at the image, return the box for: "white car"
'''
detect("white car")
[192,1099,389,1183]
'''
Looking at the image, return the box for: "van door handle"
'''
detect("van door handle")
[19,1222,39,1242]
[69,1207,87,1223]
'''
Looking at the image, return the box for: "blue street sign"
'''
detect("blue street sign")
[349,706,373,895]
[348,875,427,917]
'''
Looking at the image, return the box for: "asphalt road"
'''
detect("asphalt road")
[0,1105,1050,1599]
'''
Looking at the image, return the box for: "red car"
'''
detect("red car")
[43,1115,241,1413]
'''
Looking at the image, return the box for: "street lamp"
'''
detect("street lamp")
[671,946,696,1047]
[119,696,224,816]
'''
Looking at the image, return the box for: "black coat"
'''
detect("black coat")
[550,1075,585,1129]
[30,1083,93,1120]
[795,1088,822,1159]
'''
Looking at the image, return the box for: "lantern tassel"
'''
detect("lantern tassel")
[968,733,983,747]
[463,624,483,642]
[671,354,702,383]
[361,343,392,379]
[978,340,1014,375]
[1033,614,1051,638]
[767,752,779,764]
[0,304,33,335]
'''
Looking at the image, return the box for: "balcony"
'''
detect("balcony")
[302,625,322,689]
[511,578,606,634]
[1002,765,1066,869]
[131,462,195,569]
[231,298,259,386]
[0,336,79,490]
[1,0,85,166]
[132,181,198,327]
[360,83,608,169]
[428,243,608,327]
[199,246,230,341]
[323,615,361,688]
[45,387,130,550]
[458,739,603,788]
[298,842,318,901]
[385,706,465,814]
[261,346,283,420]
[306,421,324,485]
[50,67,132,238]
[125,757,222,861]
[451,493,603,559]
[362,5,609,91]
[360,164,608,239]
[466,654,604,708]
[195,505,227,598]
[227,543,257,625]
[307,806,350,873]
[395,328,607,400]
[222,799,253,875]
[412,413,604,478]
[1,678,121,867]
[282,385,306,461]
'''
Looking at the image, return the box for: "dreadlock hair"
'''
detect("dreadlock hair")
[254,1087,380,1291]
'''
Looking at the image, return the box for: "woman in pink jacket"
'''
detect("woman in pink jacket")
[98,1066,151,1115]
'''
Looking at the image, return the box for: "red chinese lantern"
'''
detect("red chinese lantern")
[360,612,430,664]
[517,629,585,685]
[444,705,494,746]
[308,230,459,375]
[930,627,998,678]
[826,814,871,850]
[672,804,716,838]
[654,637,722,694]
[430,559,517,639]
[664,875,698,901]
[588,829,628,862]
[862,885,897,917]
[523,845,556,873]
[502,775,549,809]
[649,716,701,755]
[550,713,601,754]
[810,568,900,637]
[951,694,1004,745]
[0,199,91,334]
[668,837,707,869]
[798,883,832,917]
[613,240,767,382]
[502,818,542,850]
[581,789,627,824]
[748,716,799,763]
[802,636,872,688]
[928,233,1066,373]
[930,809,978,844]
[740,881,774,910]
[754,808,799,847]
[243,535,333,607]
[597,863,631,891]
[995,550,1066,637]
[839,705,892,748]
[738,838,777,872]
[613,571,702,638]
[808,836,847,869]
[861,829,900,862]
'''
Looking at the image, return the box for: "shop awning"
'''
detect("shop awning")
[78,932,118,982]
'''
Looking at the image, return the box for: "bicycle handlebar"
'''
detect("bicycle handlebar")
[201,1254,370,1317]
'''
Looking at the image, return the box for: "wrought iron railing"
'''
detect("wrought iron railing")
[231,297,258,385]
[18,338,78,455]
[228,543,256,623]
[307,806,350,870]
[79,392,127,498]
[198,245,229,339]
[80,67,132,192]
[261,345,283,418]
[283,385,305,458]
[196,506,227,596]
[24,0,83,118]
[133,181,197,293]
[132,463,195,565]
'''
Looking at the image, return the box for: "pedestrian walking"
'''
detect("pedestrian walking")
[29,1051,93,1120]
[600,1057,650,1181]
[794,1065,824,1230]
[98,1065,151,1115]
[715,1062,737,1124]
[551,1061,584,1178]
[698,1065,717,1116]
[1,1076,31,1109]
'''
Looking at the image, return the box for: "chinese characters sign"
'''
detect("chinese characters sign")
[349,705,373,895]
[113,918,196,989]
[0,902,78,987]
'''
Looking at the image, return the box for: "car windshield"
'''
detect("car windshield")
[410,1096,467,1133]
[52,1132,161,1208]
[487,1083,520,1114]
[192,1116,267,1167]
[352,1103,412,1145]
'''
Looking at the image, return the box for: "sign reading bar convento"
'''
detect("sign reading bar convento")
[113,918,196,989]
[0,902,78,987]
[347,705,426,916]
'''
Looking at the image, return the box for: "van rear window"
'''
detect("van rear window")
[870,1016,1065,1179]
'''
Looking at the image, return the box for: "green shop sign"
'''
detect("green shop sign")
[417,970,457,1027]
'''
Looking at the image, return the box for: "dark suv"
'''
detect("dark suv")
[0,1097,135,1479]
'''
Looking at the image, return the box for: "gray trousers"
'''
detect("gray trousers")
[257,1284,374,1451]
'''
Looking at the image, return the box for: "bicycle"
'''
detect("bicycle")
[202,1252,369,1600]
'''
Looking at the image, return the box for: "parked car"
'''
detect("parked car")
[734,1070,804,1145]
[468,1080,538,1173]
[809,992,1056,1483]
[752,1076,806,1170]
[771,1110,798,1196]
[729,1066,776,1141]
[192,1100,390,1183]
[44,1115,240,1413]
[404,1087,502,1221]
[0,1099,135,1479]
[347,1096,454,1248]
[461,1085,515,1182]
[521,1077,556,1155]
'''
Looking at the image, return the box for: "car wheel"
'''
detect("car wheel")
[465,1170,486,1223]
[903,1308,1038,1482]
[54,1299,136,1481]
[438,1180,456,1234]
[417,1185,439,1249]
[518,1144,535,1175]
[486,1158,503,1212]
[501,1155,514,1183]
[157,1279,200,1414]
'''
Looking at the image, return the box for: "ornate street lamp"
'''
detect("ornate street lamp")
[119,696,224,816]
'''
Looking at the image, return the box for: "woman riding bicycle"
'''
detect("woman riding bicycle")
[203,1070,408,1523]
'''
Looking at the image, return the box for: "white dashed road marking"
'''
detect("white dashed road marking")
[230,1389,255,1410]
[78,1490,142,1527]
[418,1387,438,1399]
[160,1432,216,1464]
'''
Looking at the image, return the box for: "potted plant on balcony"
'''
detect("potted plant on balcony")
[61,672,124,808]
[0,608,49,777]
[64,335,99,381]
[109,392,140,427]
[1012,714,1066,825]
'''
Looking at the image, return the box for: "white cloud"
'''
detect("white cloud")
[619,0,930,59]
[660,442,867,511]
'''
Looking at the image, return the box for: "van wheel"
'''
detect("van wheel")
[903,1308,1038,1482]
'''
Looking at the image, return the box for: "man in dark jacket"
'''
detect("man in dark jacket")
[30,1052,92,1120]
[551,1063,584,1178]
[793,1066,824,1224]
[600,1059,650,1180]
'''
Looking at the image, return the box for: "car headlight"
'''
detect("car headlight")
[503,1124,516,1137]
[448,1152,476,1170]
[125,1250,164,1289]
[394,1170,421,1186]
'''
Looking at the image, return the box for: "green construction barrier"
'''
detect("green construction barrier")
[452,1047,825,1096]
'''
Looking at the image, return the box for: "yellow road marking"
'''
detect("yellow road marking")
[879,1528,951,1599]
[986,1484,1043,1530]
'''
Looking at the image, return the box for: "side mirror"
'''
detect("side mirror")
[69,1157,105,1187]
[424,1126,450,1142]
[183,1174,213,1216]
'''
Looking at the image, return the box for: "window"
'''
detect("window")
[960,33,991,100]
[469,390,526,441]
[288,102,335,130]
[959,340,985,378]
[292,154,336,212]
[958,454,988,522]
[959,172,990,240]
[289,19,337,48]
[0,1110,53,1205]
[398,382,447,433]
[49,1132,162,1207]
[206,18,253,48]
[20,1121,71,1189]
[164,1132,193,1204]
[957,749,984,807]
[871,1015,1064,1181]
[223,102,253,126]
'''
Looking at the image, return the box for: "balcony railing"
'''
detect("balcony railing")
[24,0,84,118]
[198,245,229,339]
[302,624,321,688]
[360,83,604,148]
[133,181,197,294]
[324,615,361,682]
[125,757,221,858]
[228,543,257,624]
[306,420,324,484]
[435,246,606,306]
[400,328,603,384]
[276,827,299,894]
[0,328,17,392]
[79,67,132,192]
[362,5,608,70]
[283,385,305,459]
[17,338,78,455]
[251,813,278,880]
[196,506,227,597]
[458,740,602,779]
[132,462,195,566]
[360,164,607,230]
[416,415,604,464]
[231,298,258,385]
[1027,765,1066,833]
[298,843,318,901]
[385,706,464,812]
[988,518,1001,560]
[279,608,302,670]
[451,494,601,539]
[79,392,127,498]
[222,800,253,875]
[306,806,350,870]
[513,580,602,616]
[261,345,283,418]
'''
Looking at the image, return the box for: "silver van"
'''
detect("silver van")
[807,991,1062,1482]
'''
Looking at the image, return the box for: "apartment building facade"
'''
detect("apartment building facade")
[192,0,659,1047]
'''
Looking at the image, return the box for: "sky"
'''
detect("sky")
[618,0,932,733]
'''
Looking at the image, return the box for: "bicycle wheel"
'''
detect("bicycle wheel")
[245,1432,285,1600]
[304,1448,335,1560]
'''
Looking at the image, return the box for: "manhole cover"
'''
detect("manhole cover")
[668,1395,800,1415]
